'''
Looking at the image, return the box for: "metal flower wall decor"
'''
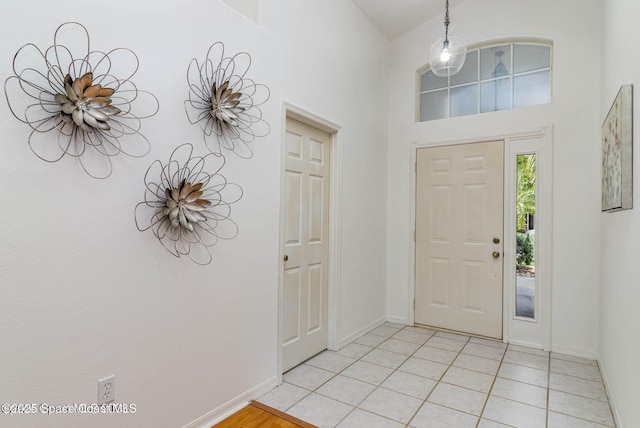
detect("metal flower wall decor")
[4,22,159,178]
[185,42,270,158]
[134,144,242,265]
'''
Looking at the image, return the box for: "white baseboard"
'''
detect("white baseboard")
[339,316,386,349]
[550,344,599,360]
[385,316,410,325]
[597,354,623,428]
[182,376,278,428]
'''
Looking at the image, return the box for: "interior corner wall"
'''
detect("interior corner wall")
[386,0,602,356]
[0,1,388,427]
[599,1,640,426]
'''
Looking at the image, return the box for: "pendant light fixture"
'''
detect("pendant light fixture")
[428,0,466,76]
[492,50,508,78]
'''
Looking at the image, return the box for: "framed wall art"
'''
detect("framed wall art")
[602,84,633,212]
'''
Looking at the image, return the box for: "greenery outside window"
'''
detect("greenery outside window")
[418,40,552,121]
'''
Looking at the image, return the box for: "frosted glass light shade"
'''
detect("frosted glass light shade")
[429,36,467,77]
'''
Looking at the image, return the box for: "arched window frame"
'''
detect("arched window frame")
[417,38,553,122]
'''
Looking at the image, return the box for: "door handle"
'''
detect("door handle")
[283,255,289,262]
[492,251,500,259]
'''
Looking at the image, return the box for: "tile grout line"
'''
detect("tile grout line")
[321,325,430,427]
[282,345,366,415]
[274,325,615,428]
[321,333,396,428]
[289,339,486,421]
[474,340,508,428]
[403,333,471,427]
[549,410,614,428]
[390,329,518,426]
[382,324,434,428]
[352,327,492,426]
[356,326,436,427]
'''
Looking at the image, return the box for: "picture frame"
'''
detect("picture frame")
[602,84,633,212]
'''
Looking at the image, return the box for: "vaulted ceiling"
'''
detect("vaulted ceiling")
[351,0,465,40]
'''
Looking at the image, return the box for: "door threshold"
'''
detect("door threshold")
[413,323,504,343]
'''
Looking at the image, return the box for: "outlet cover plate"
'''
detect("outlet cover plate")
[98,375,115,405]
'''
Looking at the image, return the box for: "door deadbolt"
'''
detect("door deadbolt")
[493,237,500,244]
[283,255,289,262]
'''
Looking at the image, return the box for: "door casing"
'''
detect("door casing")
[278,103,343,382]
[409,128,552,349]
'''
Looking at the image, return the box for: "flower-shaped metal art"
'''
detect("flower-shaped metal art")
[185,42,270,158]
[134,144,242,265]
[4,22,159,179]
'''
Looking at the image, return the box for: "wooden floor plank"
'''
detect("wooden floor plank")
[212,402,317,428]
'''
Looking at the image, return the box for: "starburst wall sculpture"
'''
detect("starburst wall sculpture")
[134,144,242,265]
[4,22,159,178]
[5,24,271,263]
[185,42,270,158]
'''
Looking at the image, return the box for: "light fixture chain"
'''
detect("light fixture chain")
[429,0,466,76]
[444,0,450,40]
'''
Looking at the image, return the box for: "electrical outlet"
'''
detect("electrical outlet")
[98,375,115,405]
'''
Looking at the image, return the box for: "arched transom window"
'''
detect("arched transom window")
[418,39,553,121]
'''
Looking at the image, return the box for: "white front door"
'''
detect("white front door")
[415,141,504,339]
[282,117,330,372]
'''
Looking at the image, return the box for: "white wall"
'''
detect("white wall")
[599,1,640,426]
[0,1,388,427]
[386,0,602,356]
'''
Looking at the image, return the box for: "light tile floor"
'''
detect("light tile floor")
[257,323,616,428]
